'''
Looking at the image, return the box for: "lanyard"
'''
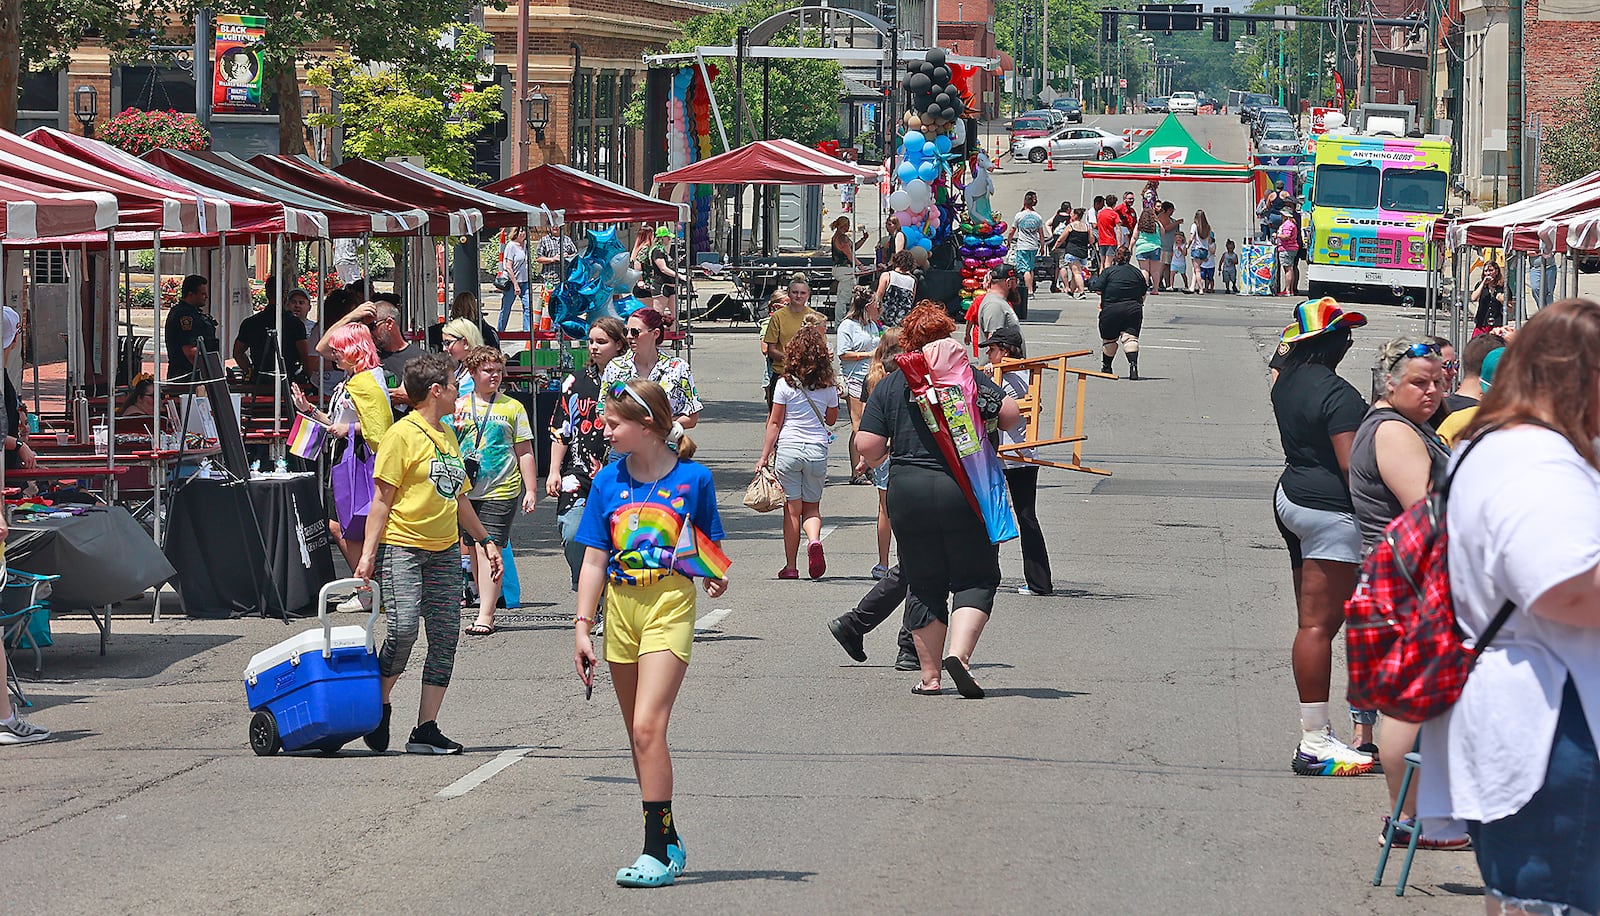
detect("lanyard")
[468,391,496,451]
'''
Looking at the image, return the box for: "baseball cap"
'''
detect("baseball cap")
[978,325,1025,352]
[655,226,673,238]
[1480,346,1505,393]
[990,264,1019,282]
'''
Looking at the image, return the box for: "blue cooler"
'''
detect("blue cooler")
[244,578,383,755]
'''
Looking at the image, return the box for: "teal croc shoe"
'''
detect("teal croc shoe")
[666,838,686,876]
[616,855,675,888]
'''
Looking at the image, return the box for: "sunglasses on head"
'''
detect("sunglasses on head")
[1388,341,1441,370]
[606,380,655,420]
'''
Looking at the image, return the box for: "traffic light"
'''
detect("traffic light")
[1212,7,1229,41]
[1101,11,1116,43]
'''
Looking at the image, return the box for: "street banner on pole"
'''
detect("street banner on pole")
[212,14,267,114]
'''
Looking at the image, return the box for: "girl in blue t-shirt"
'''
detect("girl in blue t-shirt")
[573,378,729,888]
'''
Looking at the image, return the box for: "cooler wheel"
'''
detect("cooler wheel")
[250,710,282,756]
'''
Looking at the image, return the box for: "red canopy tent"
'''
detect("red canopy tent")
[0,176,117,239]
[337,159,553,231]
[26,128,326,239]
[146,150,410,237]
[486,163,683,224]
[1432,171,1600,249]
[251,155,477,236]
[0,129,196,233]
[652,138,877,187]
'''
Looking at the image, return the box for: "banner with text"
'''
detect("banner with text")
[212,14,267,114]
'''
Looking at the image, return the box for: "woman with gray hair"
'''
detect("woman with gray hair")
[1347,336,1465,848]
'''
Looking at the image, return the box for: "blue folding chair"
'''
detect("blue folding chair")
[1373,749,1425,895]
[2,570,60,708]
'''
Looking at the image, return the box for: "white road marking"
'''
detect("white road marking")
[1138,345,1205,351]
[437,746,536,799]
[818,524,838,541]
[695,607,734,631]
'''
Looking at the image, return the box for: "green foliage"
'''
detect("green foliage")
[1229,0,1336,107]
[630,0,842,147]
[18,0,187,70]
[1542,69,1600,186]
[306,25,502,183]
[101,108,210,156]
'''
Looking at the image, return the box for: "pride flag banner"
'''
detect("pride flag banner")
[287,412,329,460]
[673,521,731,580]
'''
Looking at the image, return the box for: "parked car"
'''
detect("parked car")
[1144,96,1169,113]
[1255,127,1302,156]
[1237,92,1275,123]
[1022,108,1065,129]
[1253,107,1294,141]
[1168,91,1198,114]
[1009,116,1054,143]
[1051,97,1084,123]
[1013,126,1129,162]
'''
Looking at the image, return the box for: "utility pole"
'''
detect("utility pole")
[1041,0,1049,100]
[513,0,529,172]
[195,9,213,132]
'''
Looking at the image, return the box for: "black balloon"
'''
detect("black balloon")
[933,65,951,83]
[907,73,930,93]
[926,48,946,66]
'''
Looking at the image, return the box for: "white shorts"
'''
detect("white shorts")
[1273,485,1362,566]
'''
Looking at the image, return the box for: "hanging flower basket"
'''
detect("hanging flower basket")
[101,108,210,156]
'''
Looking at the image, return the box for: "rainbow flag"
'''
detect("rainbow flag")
[672,520,731,580]
[287,412,329,460]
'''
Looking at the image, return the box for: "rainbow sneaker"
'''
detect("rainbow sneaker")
[1292,727,1377,776]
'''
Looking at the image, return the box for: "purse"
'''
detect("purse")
[330,434,376,541]
[742,466,786,512]
[493,252,513,292]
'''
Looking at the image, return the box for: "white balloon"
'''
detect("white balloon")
[889,190,910,211]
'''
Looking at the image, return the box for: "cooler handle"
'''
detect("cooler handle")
[319,576,382,658]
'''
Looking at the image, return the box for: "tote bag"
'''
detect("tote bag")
[331,436,376,541]
[743,466,786,512]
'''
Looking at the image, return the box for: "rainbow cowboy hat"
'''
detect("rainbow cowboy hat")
[1280,297,1368,346]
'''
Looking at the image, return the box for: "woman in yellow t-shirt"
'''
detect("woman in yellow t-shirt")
[355,353,502,756]
[292,323,393,581]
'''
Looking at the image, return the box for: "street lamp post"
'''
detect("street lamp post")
[526,86,550,142]
[299,89,323,162]
[73,85,97,138]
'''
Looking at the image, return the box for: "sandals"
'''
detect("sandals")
[464,622,496,636]
[616,854,675,888]
[942,657,985,699]
[911,684,943,696]
[666,837,686,876]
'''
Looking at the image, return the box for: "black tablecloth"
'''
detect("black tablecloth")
[508,390,560,477]
[6,507,176,607]
[164,474,335,618]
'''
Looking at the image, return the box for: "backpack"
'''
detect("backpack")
[1344,427,1521,723]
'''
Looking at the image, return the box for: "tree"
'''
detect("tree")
[0,0,185,131]
[625,0,842,148]
[306,26,502,183]
[1542,69,1600,186]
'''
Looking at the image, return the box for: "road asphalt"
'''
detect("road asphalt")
[4,114,1486,914]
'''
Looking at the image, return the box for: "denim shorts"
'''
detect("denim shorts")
[774,440,828,503]
[1273,485,1362,566]
[1466,679,1600,915]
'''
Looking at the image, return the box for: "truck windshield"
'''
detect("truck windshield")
[1314,164,1380,208]
[1380,168,1448,214]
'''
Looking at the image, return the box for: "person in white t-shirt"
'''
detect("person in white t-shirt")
[981,325,1051,597]
[1422,300,1600,914]
[756,325,839,581]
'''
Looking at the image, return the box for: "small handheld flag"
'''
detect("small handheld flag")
[287,412,329,460]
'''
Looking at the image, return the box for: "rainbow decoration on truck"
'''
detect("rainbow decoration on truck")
[1305,134,1451,297]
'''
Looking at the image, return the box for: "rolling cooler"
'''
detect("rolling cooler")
[244,578,383,756]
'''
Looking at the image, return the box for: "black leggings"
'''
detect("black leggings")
[1004,465,1052,594]
[887,463,1000,630]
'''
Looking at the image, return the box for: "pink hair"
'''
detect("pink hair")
[328,322,380,371]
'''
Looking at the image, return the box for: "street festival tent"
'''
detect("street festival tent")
[0,177,117,239]
[1081,114,1253,184]
[1431,171,1600,251]
[250,154,478,237]
[487,163,684,224]
[651,138,879,187]
[336,158,560,231]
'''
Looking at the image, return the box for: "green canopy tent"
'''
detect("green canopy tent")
[1082,113,1253,183]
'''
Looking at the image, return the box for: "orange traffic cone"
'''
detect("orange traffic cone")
[1045,152,1055,172]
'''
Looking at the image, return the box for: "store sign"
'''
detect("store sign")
[1310,106,1337,134]
[213,14,267,114]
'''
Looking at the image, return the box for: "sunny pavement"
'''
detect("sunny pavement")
[4,114,1482,914]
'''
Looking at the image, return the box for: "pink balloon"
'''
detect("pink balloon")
[986,257,1002,268]
[895,209,916,226]
[963,257,978,269]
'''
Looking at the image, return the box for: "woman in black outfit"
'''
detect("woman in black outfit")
[857,302,1022,698]
[1051,207,1093,299]
[1088,247,1149,379]
[1472,260,1507,333]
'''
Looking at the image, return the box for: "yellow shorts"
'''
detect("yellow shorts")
[603,575,696,665]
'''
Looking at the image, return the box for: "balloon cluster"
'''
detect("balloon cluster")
[905,48,965,128]
[957,213,1008,310]
[552,226,647,339]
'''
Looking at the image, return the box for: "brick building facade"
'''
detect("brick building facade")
[936,0,1001,119]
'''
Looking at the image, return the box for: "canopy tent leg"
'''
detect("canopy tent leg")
[104,230,117,506]
[151,230,163,623]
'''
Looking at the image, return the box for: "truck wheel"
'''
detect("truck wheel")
[250,711,282,756]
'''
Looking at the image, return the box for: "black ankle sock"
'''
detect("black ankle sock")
[1102,356,1114,373]
[642,800,677,865]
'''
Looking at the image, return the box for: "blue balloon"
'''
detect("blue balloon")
[987,234,1004,245]
[915,240,932,252]
[903,227,924,244]
[904,130,926,150]
[922,140,938,159]
[964,235,980,246]
[896,161,917,184]
[917,161,938,182]
[934,133,953,155]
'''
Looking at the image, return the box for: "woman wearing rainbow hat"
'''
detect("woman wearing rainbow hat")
[1269,297,1379,777]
